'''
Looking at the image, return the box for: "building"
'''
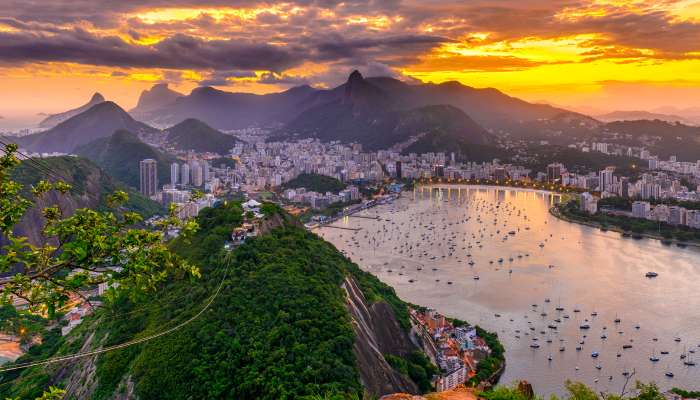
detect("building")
[434,164,445,178]
[181,163,190,186]
[632,201,651,219]
[580,192,598,214]
[139,159,158,197]
[546,163,563,183]
[668,206,687,226]
[494,167,508,182]
[598,167,614,192]
[191,161,203,186]
[435,366,468,392]
[170,162,179,185]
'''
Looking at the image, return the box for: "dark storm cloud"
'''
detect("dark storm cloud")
[2,0,700,87]
[0,30,303,71]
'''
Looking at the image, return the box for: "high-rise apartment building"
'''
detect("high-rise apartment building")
[139,159,158,197]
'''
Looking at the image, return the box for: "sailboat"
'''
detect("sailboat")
[649,349,659,362]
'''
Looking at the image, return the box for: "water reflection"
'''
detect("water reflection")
[319,185,700,395]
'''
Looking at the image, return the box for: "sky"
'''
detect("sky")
[2,0,700,126]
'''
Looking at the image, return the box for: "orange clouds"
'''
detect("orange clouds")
[0,0,700,118]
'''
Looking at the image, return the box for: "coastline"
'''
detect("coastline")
[549,204,700,249]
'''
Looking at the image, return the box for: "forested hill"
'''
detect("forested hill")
[4,156,163,247]
[282,172,347,193]
[0,203,433,399]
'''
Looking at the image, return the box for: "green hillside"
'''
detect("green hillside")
[165,118,240,154]
[0,204,419,400]
[11,155,163,218]
[75,129,175,190]
[282,173,347,193]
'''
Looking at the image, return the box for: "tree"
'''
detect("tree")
[0,143,199,321]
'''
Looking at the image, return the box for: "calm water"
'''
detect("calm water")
[318,185,700,396]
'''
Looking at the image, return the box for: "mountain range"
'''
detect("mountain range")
[273,71,496,151]
[596,110,698,126]
[164,118,240,153]
[13,71,700,161]
[129,83,183,124]
[17,101,157,153]
[38,92,106,129]
[74,129,175,188]
[131,71,574,135]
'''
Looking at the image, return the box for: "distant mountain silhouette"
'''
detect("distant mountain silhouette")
[39,92,105,129]
[164,118,240,154]
[19,101,157,153]
[132,84,316,129]
[130,83,183,122]
[75,129,174,189]
[132,71,574,137]
[274,71,494,151]
[597,110,697,126]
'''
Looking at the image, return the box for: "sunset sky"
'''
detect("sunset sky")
[2,0,700,126]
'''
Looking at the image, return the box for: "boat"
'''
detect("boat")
[645,271,658,278]
[650,350,659,362]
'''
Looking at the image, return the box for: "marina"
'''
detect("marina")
[318,185,700,396]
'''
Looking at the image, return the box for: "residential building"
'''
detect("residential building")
[139,159,158,197]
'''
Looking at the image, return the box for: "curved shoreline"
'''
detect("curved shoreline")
[549,204,700,249]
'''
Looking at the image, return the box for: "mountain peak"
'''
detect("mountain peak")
[348,70,364,83]
[90,92,105,103]
[39,92,108,129]
[130,82,183,115]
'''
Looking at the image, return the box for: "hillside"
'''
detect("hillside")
[597,110,697,125]
[4,156,163,247]
[130,83,183,120]
[277,72,495,151]
[17,102,158,154]
[283,173,347,193]
[75,129,175,189]
[134,84,317,129]
[0,205,431,399]
[135,72,575,136]
[602,120,700,161]
[164,118,240,154]
[38,92,105,129]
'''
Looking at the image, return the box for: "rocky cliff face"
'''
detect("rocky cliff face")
[342,276,420,397]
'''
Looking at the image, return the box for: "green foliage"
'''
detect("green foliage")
[171,201,243,262]
[165,119,239,154]
[670,388,700,398]
[74,130,175,191]
[385,352,436,391]
[11,155,163,218]
[261,202,283,217]
[469,326,505,385]
[283,173,347,194]
[559,200,700,243]
[1,144,196,318]
[2,205,422,399]
[481,384,533,400]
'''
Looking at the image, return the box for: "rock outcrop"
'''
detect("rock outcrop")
[342,276,420,397]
